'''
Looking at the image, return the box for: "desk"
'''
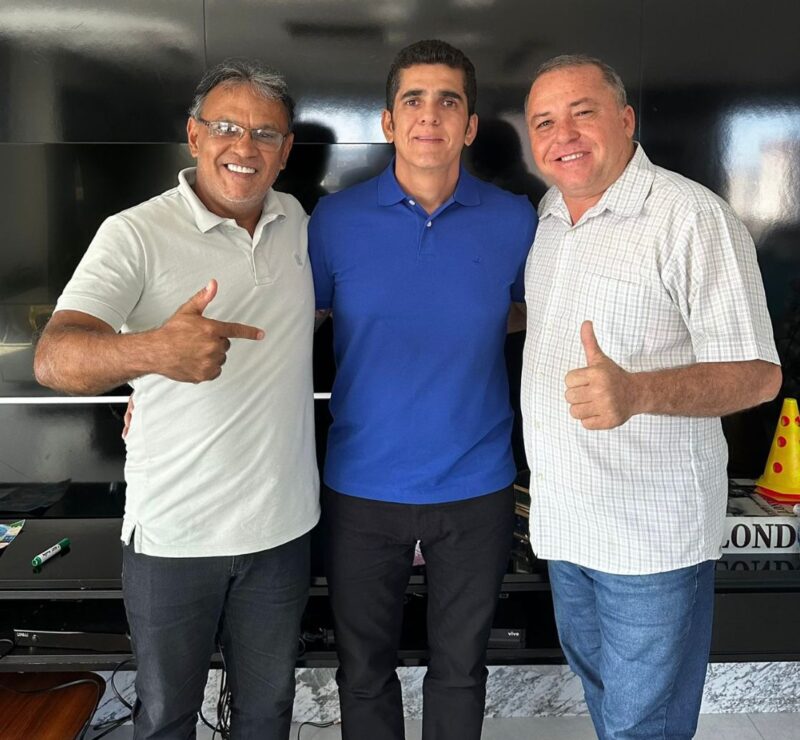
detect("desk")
[0,518,129,671]
[2,494,800,670]
[0,518,122,595]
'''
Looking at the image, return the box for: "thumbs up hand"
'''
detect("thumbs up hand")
[564,320,638,430]
[154,279,264,383]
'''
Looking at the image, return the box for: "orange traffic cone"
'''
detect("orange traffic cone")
[756,398,800,502]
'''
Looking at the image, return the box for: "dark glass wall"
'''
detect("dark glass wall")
[0,0,797,482]
[639,0,800,473]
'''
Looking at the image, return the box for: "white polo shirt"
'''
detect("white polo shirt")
[56,168,320,557]
[522,145,779,575]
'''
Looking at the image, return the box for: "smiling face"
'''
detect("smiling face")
[381,63,477,185]
[526,64,635,221]
[187,82,293,230]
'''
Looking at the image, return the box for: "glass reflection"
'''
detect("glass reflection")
[723,106,800,239]
[721,106,800,407]
[297,98,386,144]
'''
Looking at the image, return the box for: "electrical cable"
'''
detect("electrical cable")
[87,716,130,740]
[200,646,231,739]
[0,637,14,659]
[199,673,229,737]
[84,656,136,739]
[297,719,339,739]
[109,657,135,710]
[199,695,221,735]
[217,665,231,738]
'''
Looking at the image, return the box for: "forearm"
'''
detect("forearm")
[34,325,160,396]
[314,308,331,332]
[35,283,261,394]
[630,360,782,418]
[507,302,527,334]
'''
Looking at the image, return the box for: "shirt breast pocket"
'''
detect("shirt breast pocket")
[570,269,649,365]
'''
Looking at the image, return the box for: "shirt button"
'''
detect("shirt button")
[408,199,416,206]
[426,221,432,228]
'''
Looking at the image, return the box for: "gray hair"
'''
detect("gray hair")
[527,54,628,111]
[188,58,296,130]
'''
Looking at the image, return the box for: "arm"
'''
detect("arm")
[35,311,162,395]
[507,302,527,334]
[568,201,782,429]
[508,202,537,335]
[314,308,332,332]
[565,321,782,430]
[308,206,334,330]
[34,280,264,396]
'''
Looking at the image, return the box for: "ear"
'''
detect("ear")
[280,132,295,170]
[381,109,394,143]
[187,117,200,158]
[622,105,636,139]
[464,113,478,147]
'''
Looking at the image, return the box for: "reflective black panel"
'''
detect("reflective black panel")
[206,0,643,473]
[0,142,390,398]
[0,144,193,396]
[206,0,642,142]
[0,405,125,483]
[0,1,205,142]
[0,0,797,485]
[276,141,394,211]
[640,0,800,475]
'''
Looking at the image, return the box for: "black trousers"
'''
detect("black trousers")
[323,485,515,740]
[122,535,310,740]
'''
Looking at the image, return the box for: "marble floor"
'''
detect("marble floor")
[89,713,800,739]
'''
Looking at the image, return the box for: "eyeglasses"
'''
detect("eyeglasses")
[195,117,288,151]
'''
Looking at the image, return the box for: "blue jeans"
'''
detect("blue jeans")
[548,559,715,740]
[122,533,310,740]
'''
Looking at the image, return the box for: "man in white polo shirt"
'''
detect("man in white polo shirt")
[34,60,319,739]
[522,55,781,739]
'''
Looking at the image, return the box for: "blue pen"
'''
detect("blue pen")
[31,538,70,567]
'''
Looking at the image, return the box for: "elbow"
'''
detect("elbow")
[33,338,70,393]
[32,346,53,389]
[760,363,783,404]
[33,348,87,395]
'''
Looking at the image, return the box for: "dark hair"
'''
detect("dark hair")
[189,58,296,130]
[527,54,628,112]
[385,39,477,115]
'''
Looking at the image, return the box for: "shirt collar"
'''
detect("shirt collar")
[177,167,286,234]
[376,159,481,208]
[538,143,655,224]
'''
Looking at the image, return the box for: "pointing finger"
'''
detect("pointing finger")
[210,319,265,341]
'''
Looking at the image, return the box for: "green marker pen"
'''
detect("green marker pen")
[31,538,70,567]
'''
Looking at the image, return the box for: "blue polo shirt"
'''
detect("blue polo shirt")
[309,162,537,504]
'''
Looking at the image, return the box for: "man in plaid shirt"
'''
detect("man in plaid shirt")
[522,54,781,739]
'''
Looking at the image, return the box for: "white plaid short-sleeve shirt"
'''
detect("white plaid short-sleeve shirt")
[521,145,780,575]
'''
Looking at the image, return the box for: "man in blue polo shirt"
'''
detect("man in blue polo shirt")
[309,40,537,740]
